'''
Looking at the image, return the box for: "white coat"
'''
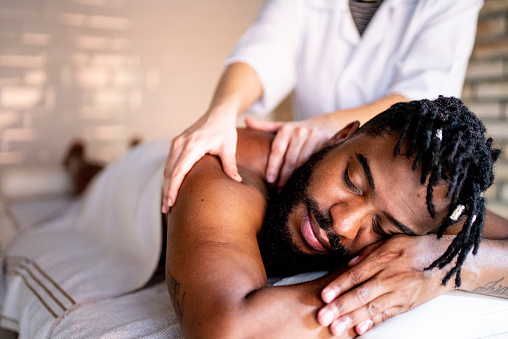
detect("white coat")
[225,0,482,120]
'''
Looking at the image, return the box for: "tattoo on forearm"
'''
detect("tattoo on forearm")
[168,270,187,321]
[473,277,508,298]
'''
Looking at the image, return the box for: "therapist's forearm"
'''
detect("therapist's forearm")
[319,93,409,130]
[207,62,264,118]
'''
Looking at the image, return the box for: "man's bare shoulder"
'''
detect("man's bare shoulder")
[170,128,273,221]
[236,128,273,178]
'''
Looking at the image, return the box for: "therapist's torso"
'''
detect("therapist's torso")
[228,0,482,119]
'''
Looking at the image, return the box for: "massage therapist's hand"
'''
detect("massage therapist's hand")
[162,106,242,213]
[245,116,336,189]
[317,235,454,337]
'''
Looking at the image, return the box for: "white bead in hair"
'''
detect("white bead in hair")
[450,204,465,221]
[471,214,477,224]
[435,129,443,141]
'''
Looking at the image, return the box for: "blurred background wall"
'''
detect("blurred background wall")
[0,0,266,166]
[462,0,508,214]
[0,0,506,211]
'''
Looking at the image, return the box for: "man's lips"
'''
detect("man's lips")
[301,208,327,251]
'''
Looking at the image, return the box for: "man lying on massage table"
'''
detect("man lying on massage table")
[159,96,508,338]
[68,97,507,338]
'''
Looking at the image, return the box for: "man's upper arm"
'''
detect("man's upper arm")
[483,211,508,240]
[166,155,268,331]
[444,210,508,240]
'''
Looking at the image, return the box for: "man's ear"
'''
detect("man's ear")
[325,121,360,147]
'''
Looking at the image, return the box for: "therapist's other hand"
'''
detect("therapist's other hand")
[245,117,335,189]
[162,108,241,213]
[317,235,454,337]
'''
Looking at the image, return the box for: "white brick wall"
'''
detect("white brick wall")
[0,0,142,166]
[0,0,265,169]
[463,0,508,210]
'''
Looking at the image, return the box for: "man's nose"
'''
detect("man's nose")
[329,199,371,241]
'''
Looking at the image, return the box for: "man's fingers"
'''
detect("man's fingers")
[321,266,372,304]
[348,241,385,267]
[371,306,402,324]
[324,292,395,336]
[245,117,283,132]
[355,306,403,335]
[318,275,387,327]
[354,319,374,336]
[322,247,397,303]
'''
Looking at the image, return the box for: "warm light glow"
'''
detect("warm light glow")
[80,106,117,120]
[93,89,126,106]
[0,151,23,164]
[0,87,42,109]
[60,13,87,27]
[84,125,127,140]
[91,53,128,66]
[24,70,47,86]
[0,54,46,68]
[3,128,36,142]
[0,111,18,128]
[20,33,51,46]
[75,66,109,87]
[88,15,131,30]
[74,35,131,51]
[72,0,106,6]
[145,67,160,89]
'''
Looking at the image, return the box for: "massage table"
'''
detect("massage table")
[1,142,507,339]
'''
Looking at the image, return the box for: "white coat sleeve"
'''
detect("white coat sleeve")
[224,0,304,115]
[389,0,483,100]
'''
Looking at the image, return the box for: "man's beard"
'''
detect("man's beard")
[259,144,351,277]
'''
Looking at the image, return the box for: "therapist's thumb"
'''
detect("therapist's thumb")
[220,148,242,183]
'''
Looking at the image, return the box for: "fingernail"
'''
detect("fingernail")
[319,309,334,326]
[167,198,173,207]
[331,320,347,336]
[161,205,167,214]
[357,319,373,335]
[349,255,360,266]
[267,174,275,183]
[322,288,336,303]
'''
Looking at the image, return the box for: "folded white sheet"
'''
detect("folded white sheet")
[50,281,183,339]
[1,140,168,338]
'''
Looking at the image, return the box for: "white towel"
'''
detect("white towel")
[1,140,168,338]
[50,281,183,339]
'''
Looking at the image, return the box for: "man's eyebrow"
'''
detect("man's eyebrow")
[385,213,417,236]
[356,153,375,192]
[355,153,415,235]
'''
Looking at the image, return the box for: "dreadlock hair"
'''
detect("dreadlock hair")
[357,96,501,287]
